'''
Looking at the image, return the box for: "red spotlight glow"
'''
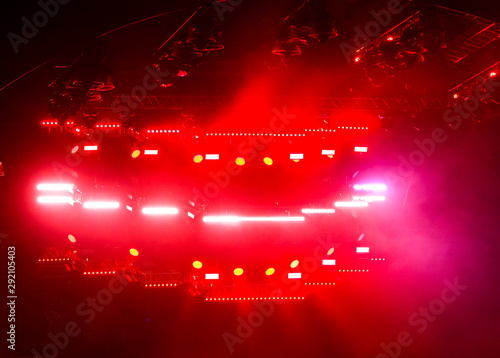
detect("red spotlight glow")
[233,268,244,276]
[68,234,76,243]
[263,157,273,165]
[129,248,139,256]
[387,36,394,41]
[453,93,459,99]
[489,71,497,78]
[193,261,203,269]
[354,56,361,63]
[265,268,275,276]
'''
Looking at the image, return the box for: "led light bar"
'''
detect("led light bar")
[83,145,98,151]
[354,146,368,153]
[353,195,386,202]
[322,259,336,266]
[288,272,302,279]
[301,208,336,214]
[205,296,305,301]
[142,207,179,215]
[202,216,305,223]
[144,150,159,155]
[356,247,370,253]
[290,153,304,160]
[353,184,387,191]
[321,150,335,155]
[205,154,219,160]
[37,196,73,204]
[126,205,133,212]
[205,273,219,280]
[83,201,120,209]
[334,201,369,208]
[36,183,73,191]
[187,212,195,219]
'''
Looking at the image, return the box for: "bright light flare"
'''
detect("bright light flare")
[193,261,203,269]
[202,216,305,223]
[356,247,370,253]
[353,184,387,191]
[290,260,299,268]
[301,208,335,214]
[235,157,245,166]
[144,150,159,155]
[334,201,368,208]
[263,157,273,166]
[234,268,244,276]
[141,207,179,215]
[37,183,74,191]
[68,234,76,243]
[131,149,141,158]
[71,146,79,154]
[37,196,73,204]
[83,201,120,209]
[130,248,139,256]
[265,268,275,276]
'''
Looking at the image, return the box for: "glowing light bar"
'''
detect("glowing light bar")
[353,195,386,202]
[141,207,179,215]
[354,146,368,153]
[290,153,303,160]
[301,208,335,214]
[144,150,158,155]
[205,154,219,160]
[205,296,305,301]
[338,269,369,273]
[37,196,73,204]
[353,184,387,191]
[83,145,98,151]
[83,201,120,209]
[202,216,305,223]
[334,201,369,208]
[187,212,195,219]
[321,150,335,155]
[144,283,178,287]
[205,273,219,280]
[356,247,370,253]
[126,205,133,211]
[322,259,336,266]
[288,273,302,279]
[305,282,335,286]
[37,183,73,191]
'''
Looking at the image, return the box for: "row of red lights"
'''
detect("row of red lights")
[41,121,58,126]
[338,269,369,273]
[38,258,70,262]
[370,258,386,261]
[146,130,181,134]
[304,282,335,286]
[144,283,178,287]
[205,297,305,301]
[83,271,116,275]
[95,124,121,128]
[205,133,307,137]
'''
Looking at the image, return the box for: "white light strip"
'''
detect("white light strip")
[37,196,73,204]
[353,195,386,202]
[353,184,387,191]
[290,153,304,160]
[301,208,336,214]
[144,150,159,155]
[83,201,120,209]
[202,216,305,223]
[187,212,195,219]
[334,201,369,208]
[288,273,302,279]
[321,150,335,155]
[83,145,98,151]
[354,146,368,153]
[36,183,74,191]
[356,247,370,253]
[142,207,179,215]
[322,259,336,266]
[205,154,219,160]
[126,205,133,212]
[205,273,219,280]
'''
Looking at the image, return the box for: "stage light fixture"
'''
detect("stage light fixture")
[354,146,368,153]
[234,268,244,276]
[68,234,76,243]
[193,261,203,269]
[193,155,203,163]
[202,216,305,223]
[327,247,334,255]
[235,157,245,166]
[322,259,336,266]
[263,157,273,166]
[130,248,139,256]
[205,273,219,280]
[290,260,299,268]
[131,149,141,158]
[356,247,370,253]
[265,268,275,276]
[288,272,301,279]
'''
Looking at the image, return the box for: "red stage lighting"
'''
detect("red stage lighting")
[263,157,273,166]
[193,155,203,163]
[233,268,244,276]
[130,248,139,256]
[235,157,245,166]
[131,149,141,158]
[193,261,203,269]
[265,268,275,276]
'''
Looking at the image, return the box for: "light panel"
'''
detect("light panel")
[205,273,219,280]
[83,145,98,151]
[354,146,368,153]
[322,259,336,266]
[288,272,302,279]
[205,154,219,160]
[353,195,386,202]
[290,153,304,160]
[321,150,335,155]
[141,207,179,215]
[144,150,159,155]
[356,247,370,253]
